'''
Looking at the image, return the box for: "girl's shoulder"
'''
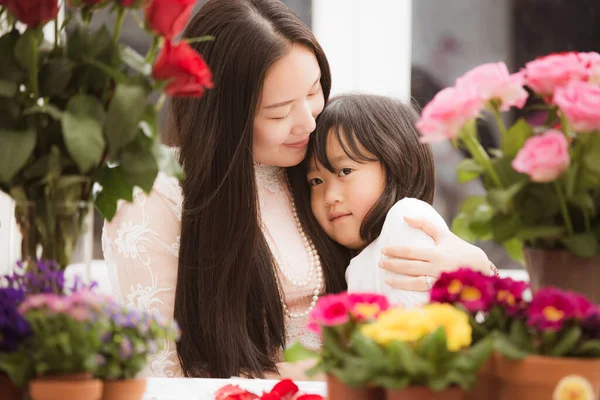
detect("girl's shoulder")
[384,197,448,229]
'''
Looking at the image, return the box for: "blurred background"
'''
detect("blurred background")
[2,0,600,281]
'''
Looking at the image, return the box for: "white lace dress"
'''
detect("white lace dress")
[102,165,322,378]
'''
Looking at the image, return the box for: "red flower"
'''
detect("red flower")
[527,288,581,332]
[295,396,324,400]
[430,268,495,312]
[572,293,593,318]
[5,0,59,27]
[145,0,195,40]
[492,276,529,316]
[214,385,258,400]
[153,41,214,97]
[347,292,390,321]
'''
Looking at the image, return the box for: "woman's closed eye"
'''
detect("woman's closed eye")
[308,177,323,187]
[338,168,353,177]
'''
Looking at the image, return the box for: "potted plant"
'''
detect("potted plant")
[431,268,600,400]
[97,302,181,400]
[0,0,212,268]
[417,52,600,302]
[285,292,493,400]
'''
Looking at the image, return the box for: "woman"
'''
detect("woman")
[102,0,492,379]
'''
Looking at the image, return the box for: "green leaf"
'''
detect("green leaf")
[451,213,478,242]
[23,103,63,120]
[487,181,526,214]
[457,158,483,183]
[284,341,318,362]
[62,95,106,173]
[371,375,410,390]
[502,118,532,157]
[120,45,152,76]
[0,79,17,97]
[460,195,495,224]
[39,59,75,97]
[565,164,579,199]
[83,57,129,84]
[516,226,564,240]
[151,143,184,180]
[460,336,494,371]
[121,141,159,193]
[582,136,600,176]
[418,327,448,365]
[493,333,529,360]
[574,340,600,357]
[491,213,521,242]
[561,232,598,258]
[569,192,596,215]
[14,29,42,70]
[105,84,148,159]
[387,340,417,375]
[94,166,134,221]
[0,31,26,82]
[503,238,524,263]
[492,156,528,188]
[508,319,533,352]
[0,128,36,183]
[549,326,582,357]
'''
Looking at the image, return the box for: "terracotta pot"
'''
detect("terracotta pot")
[0,372,24,400]
[523,247,600,303]
[29,373,102,400]
[465,356,499,400]
[496,353,600,400]
[386,386,465,400]
[326,374,384,400]
[102,378,147,400]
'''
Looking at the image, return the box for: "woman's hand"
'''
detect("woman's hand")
[379,216,490,291]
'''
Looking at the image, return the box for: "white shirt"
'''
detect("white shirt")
[345,197,450,308]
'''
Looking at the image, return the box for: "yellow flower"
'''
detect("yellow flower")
[361,308,436,345]
[423,303,472,351]
[553,375,596,400]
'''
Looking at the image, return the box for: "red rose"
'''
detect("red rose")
[5,0,59,27]
[145,0,195,39]
[153,40,213,97]
[214,385,258,400]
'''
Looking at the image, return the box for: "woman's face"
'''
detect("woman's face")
[253,44,325,167]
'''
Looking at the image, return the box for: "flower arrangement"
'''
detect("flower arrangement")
[285,292,493,396]
[0,0,212,267]
[416,52,600,262]
[0,259,181,399]
[214,379,324,400]
[431,268,600,359]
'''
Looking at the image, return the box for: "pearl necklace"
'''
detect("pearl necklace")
[262,175,323,320]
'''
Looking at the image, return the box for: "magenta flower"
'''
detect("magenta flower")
[430,268,495,312]
[307,292,350,334]
[527,288,580,331]
[583,307,600,339]
[492,276,530,316]
[347,292,390,320]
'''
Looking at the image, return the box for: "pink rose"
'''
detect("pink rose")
[307,293,349,333]
[579,52,600,84]
[417,86,483,143]
[554,80,600,133]
[512,130,570,182]
[524,52,589,96]
[456,62,529,111]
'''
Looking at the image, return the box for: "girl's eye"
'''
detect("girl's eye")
[339,168,353,177]
[308,178,323,187]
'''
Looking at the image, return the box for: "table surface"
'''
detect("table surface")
[143,378,326,400]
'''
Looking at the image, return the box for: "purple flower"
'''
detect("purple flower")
[583,307,600,339]
[527,288,581,332]
[430,268,495,312]
[0,288,31,352]
[119,338,133,359]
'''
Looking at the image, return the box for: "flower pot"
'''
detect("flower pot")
[495,353,600,400]
[524,247,600,303]
[29,373,102,400]
[102,378,147,400]
[0,372,23,400]
[326,374,384,400]
[465,356,499,400]
[386,386,465,400]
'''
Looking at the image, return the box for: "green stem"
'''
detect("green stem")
[30,29,41,98]
[185,35,215,44]
[492,108,507,137]
[155,92,167,112]
[113,7,126,46]
[554,181,574,236]
[54,17,59,50]
[461,123,504,189]
[145,35,160,64]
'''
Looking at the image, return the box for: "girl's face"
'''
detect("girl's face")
[307,132,386,250]
[253,44,325,167]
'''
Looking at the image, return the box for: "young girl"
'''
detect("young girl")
[304,94,450,308]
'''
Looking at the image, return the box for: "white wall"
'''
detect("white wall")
[312,0,412,101]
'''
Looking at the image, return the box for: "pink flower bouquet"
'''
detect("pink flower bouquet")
[417,52,600,260]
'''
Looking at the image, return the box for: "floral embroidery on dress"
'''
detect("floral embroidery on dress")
[254,162,284,194]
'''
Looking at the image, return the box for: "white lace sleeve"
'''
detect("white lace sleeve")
[101,173,184,378]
